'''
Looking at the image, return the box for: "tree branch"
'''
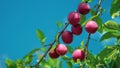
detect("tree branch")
[84,0,103,59]
[84,33,91,59]
[32,23,69,68]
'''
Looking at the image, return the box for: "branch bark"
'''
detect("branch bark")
[32,23,69,68]
[84,0,103,59]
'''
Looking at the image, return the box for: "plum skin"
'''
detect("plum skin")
[62,31,73,44]
[71,24,82,35]
[85,20,98,34]
[78,2,90,15]
[72,49,85,62]
[49,49,59,59]
[68,12,80,25]
[56,44,67,56]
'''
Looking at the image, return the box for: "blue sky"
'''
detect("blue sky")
[0,0,120,68]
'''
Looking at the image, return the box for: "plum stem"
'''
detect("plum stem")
[31,23,69,68]
[84,33,91,59]
[83,0,103,67]
[84,0,102,59]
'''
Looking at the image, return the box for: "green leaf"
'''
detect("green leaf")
[22,48,41,64]
[16,59,24,68]
[81,0,93,3]
[114,56,120,68]
[66,46,74,54]
[81,40,84,46]
[41,59,51,68]
[23,48,40,59]
[80,40,85,48]
[56,21,63,28]
[41,46,46,52]
[100,31,120,41]
[48,57,58,67]
[36,29,46,45]
[82,13,100,26]
[24,55,33,64]
[98,25,103,33]
[55,33,59,43]
[112,11,120,19]
[104,20,120,31]
[90,9,104,25]
[66,62,72,68]
[110,0,120,18]
[61,55,71,60]
[82,9,103,27]
[97,46,118,63]
[6,59,17,68]
[109,56,120,68]
[58,61,62,68]
[95,17,104,33]
[16,59,23,64]
[85,52,97,67]
[80,15,86,24]
[117,37,120,43]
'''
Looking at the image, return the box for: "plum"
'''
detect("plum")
[71,24,82,35]
[72,49,85,62]
[56,44,67,56]
[85,20,98,34]
[49,49,59,59]
[78,2,90,15]
[62,31,73,44]
[68,12,80,25]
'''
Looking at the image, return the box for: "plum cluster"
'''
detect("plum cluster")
[49,44,67,58]
[49,2,98,62]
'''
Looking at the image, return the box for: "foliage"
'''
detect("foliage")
[5,0,120,68]
[110,0,120,19]
[36,29,46,45]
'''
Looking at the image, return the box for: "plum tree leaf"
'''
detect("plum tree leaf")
[110,0,120,18]
[81,0,93,3]
[66,62,72,68]
[80,40,85,48]
[109,56,120,68]
[56,21,63,28]
[41,59,51,68]
[23,48,40,59]
[90,9,104,25]
[24,55,33,64]
[85,52,98,66]
[82,13,100,26]
[111,11,120,19]
[61,55,71,60]
[100,31,120,41]
[67,46,74,54]
[97,46,118,63]
[16,59,24,68]
[36,29,46,45]
[6,59,17,68]
[80,15,86,24]
[58,61,62,68]
[48,57,58,67]
[104,20,120,31]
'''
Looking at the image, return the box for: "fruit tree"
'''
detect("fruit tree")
[6,0,120,68]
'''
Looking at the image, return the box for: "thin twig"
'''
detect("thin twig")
[32,23,69,68]
[35,40,55,68]
[83,0,103,67]
[84,0,102,59]
[84,33,91,59]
